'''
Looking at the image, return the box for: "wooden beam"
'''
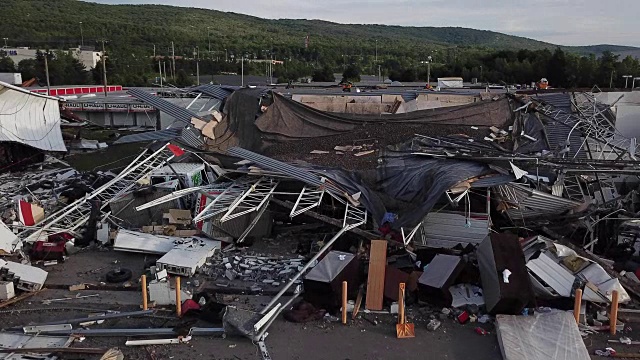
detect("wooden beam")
[365,240,387,311]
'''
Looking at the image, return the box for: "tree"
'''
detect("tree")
[547,48,569,88]
[0,56,16,72]
[174,69,193,87]
[598,51,619,88]
[341,64,360,83]
[18,59,37,81]
[312,65,335,82]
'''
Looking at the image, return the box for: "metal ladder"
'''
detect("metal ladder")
[219,177,279,223]
[192,178,255,223]
[24,144,177,241]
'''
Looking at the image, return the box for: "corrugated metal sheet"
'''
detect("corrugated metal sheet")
[179,126,205,148]
[114,128,182,145]
[471,174,516,187]
[127,88,205,125]
[196,84,233,100]
[420,211,489,248]
[496,183,583,220]
[536,93,586,159]
[0,81,66,152]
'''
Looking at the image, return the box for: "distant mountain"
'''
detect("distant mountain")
[0,0,637,59]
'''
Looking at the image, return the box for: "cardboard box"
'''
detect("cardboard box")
[163,209,192,225]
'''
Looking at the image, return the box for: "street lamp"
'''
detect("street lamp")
[420,55,433,87]
[79,22,84,47]
[207,26,211,54]
[623,75,633,89]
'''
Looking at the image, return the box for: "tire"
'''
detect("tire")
[106,268,133,283]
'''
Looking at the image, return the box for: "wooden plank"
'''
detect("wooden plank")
[365,240,387,310]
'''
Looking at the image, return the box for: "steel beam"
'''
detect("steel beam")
[290,186,325,218]
[220,178,279,223]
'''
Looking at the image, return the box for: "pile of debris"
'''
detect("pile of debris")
[1,81,640,359]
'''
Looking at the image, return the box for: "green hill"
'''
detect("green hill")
[0,0,636,59]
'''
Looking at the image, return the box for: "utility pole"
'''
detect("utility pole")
[44,52,51,95]
[375,39,378,64]
[101,40,108,97]
[2,38,7,48]
[153,44,156,58]
[195,46,200,85]
[207,27,211,53]
[241,56,244,87]
[158,60,163,87]
[378,65,381,82]
[79,22,84,47]
[163,62,167,83]
[171,41,176,80]
[623,75,632,89]
[426,55,432,87]
[610,70,615,89]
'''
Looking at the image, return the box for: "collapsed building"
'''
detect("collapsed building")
[0,80,639,359]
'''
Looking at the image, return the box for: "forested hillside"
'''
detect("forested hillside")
[0,0,638,87]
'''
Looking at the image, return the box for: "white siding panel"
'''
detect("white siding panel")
[0,81,66,152]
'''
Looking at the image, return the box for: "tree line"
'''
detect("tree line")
[0,47,638,89]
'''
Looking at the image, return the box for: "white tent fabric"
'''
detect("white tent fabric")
[0,81,66,152]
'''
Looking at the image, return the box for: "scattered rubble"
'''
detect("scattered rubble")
[1,81,640,358]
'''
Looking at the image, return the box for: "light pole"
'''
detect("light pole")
[2,38,7,48]
[207,26,211,54]
[79,22,84,47]
[623,75,632,89]
[426,55,432,87]
[195,46,200,85]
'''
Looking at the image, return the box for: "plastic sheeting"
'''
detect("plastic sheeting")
[496,312,590,360]
[257,92,512,142]
[300,153,491,229]
[0,81,66,152]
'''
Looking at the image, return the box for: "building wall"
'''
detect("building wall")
[1,47,103,69]
[596,92,640,138]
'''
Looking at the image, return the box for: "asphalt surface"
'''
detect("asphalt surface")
[2,247,637,360]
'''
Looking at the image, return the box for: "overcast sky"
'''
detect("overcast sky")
[91,0,639,47]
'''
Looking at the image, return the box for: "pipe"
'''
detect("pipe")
[573,289,582,324]
[126,337,190,346]
[611,290,619,335]
[15,310,154,328]
[342,281,348,324]
[261,225,350,314]
[31,327,225,337]
[254,292,301,341]
[142,275,148,311]
[176,276,182,316]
